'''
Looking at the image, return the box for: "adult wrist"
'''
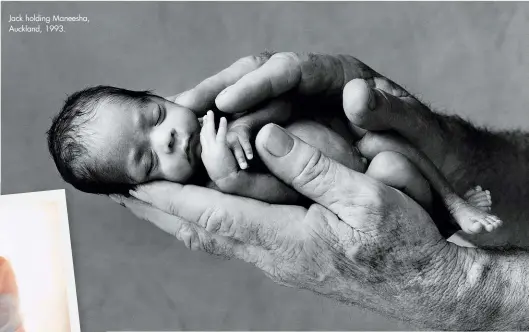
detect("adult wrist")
[320,241,482,329]
[420,243,526,330]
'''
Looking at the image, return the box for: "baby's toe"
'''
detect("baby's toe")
[239,160,248,169]
[487,216,503,228]
[483,221,495,232]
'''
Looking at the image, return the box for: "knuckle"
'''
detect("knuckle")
[292,150,335,195]
[258,49,276,60]
[362,184,387,210]
[165,199,181,217]
[199,235,220,255]
[241,140,251,148]
[226,134,237,145]
[272,52,299,63]
[356,133,388,158]
[198,206,233,236]
[237,55,264,68]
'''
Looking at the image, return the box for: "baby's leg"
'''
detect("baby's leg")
[367,152,493,213]
[358,131,502,234]
[366,151,433,211]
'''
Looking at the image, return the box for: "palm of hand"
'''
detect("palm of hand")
[238,181,448,302]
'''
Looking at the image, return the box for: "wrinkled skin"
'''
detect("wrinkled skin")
[114,124,461,328]
[114,52,529,330]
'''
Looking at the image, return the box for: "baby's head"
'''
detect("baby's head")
[47,86,202,195]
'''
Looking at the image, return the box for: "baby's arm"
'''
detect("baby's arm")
[227,98,293,169]
[209,172,300,204]
[200,111,299,203]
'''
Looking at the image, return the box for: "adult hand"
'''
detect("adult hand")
[167,52,427,129]
[112,123,466,329]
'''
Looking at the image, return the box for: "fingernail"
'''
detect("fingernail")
[264,125,294,157]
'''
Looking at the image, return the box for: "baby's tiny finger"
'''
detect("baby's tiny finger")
[202,111,216,141]
[199,122,210,147]
[232,144,248,169]
[217,117,228,142]
[239,138,254,160]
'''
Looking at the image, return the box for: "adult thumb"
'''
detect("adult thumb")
[255,124,381,217]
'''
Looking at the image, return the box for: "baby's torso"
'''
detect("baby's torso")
[200,114,366,189]
[285,114,366,172]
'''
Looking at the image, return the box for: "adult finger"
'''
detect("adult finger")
[343,78,426,131]
[129,182,306,249]
[216,117,228,143]
[174,54,270,113]
[110,194,190,238]
[216,53,379,113]
[255,124,384,225]
[109,194,264,261]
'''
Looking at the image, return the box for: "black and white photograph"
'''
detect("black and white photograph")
[2,1,529,331]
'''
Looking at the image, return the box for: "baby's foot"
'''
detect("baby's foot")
[450,192,502,234]
[463,185,492,212]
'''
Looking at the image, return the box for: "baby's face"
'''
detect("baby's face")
[87,96,202,185]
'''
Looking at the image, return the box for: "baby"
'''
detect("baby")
[47,86,502,234]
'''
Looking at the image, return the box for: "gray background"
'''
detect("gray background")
[2,2,529,331]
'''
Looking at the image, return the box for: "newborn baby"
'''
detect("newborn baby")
[47,86,502,234]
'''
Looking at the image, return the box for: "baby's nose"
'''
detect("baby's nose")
[154,128,176,154]
[165,129,176,152]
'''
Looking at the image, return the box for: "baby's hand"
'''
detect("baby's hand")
[200,111,239,182]
[227,123,253,170]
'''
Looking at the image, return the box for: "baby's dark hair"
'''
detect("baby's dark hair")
[47,85,158,195]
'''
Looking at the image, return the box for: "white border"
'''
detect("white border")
[0,190,81,332]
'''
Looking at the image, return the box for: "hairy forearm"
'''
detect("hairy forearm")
[394,104,529,194]
[421,246,529,330]
[452,246,529,330]
[391,102,529,246]
[323,244,529,330]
